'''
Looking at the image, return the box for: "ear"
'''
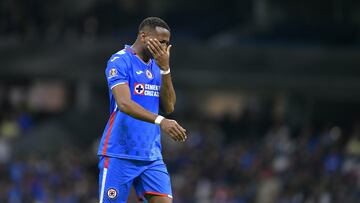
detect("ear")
[140,32,147,43]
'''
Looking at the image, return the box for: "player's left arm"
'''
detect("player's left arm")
[148,39,176,114]
[159,72,176,114]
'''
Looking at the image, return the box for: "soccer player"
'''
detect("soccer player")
[98,17,187,203]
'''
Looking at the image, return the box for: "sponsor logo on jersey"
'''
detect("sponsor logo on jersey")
[136,70,143,75]
[134,83,160,97]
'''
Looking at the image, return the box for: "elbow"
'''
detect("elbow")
[163,104,175,115]
[118,100,131,114]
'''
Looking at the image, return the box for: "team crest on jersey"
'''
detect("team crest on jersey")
[107,188,117,199]
[146,70,153,79]
[134,83,145,95]
[109,68,118,77]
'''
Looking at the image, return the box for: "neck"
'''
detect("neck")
[131,41,151,63]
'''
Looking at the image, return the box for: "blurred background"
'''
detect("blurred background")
[0,0,360,202]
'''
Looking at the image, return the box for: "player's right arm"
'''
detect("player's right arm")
[107,56,186,142]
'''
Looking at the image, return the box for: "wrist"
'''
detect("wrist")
[160,68,171,75]
[154,115,165,125]
[159,66,170,71]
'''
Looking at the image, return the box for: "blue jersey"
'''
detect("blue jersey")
[98,45,162,161]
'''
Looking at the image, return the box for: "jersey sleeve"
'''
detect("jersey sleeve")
[105,56,129,89]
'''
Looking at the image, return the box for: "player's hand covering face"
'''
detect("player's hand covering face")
[145,27,171,70]
[147,38,171,70]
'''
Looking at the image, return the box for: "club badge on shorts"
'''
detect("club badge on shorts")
[146,69,153,79]
[107,188,117,199]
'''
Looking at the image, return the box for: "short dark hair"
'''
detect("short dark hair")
[138,17,170,32]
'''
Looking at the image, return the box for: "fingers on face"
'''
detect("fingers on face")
[147,41,158,57]
[147,45,156,57]
[153,39,165,55]
[153,39,165,52]
[148,39,165,55]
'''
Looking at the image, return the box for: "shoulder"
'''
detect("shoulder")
[108,49,132,66]
[105,50,133,75]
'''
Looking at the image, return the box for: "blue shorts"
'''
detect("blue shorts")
[98,156,173,203]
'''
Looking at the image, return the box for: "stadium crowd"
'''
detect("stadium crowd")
[0,101,359,203]
[1,1,360,202]
[2,0,359,45]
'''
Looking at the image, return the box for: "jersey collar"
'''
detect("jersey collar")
[125,45,153,66]
[125,45,136,55]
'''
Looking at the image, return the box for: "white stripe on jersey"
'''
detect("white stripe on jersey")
[99,168,108,203]
[110,82,126,90]
[115,49,126,55]
[110,56,119,62]
[109,50,126,62]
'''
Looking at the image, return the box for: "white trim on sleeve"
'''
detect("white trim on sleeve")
[110,82,127,89]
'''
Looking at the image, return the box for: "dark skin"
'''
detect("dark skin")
[145,195,172,203]
[132,26,176,115]
[112,27,186,202]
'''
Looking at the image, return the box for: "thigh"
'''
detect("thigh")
[145,195,173,203]
[133,159,173,202]
[98,156,142,203]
